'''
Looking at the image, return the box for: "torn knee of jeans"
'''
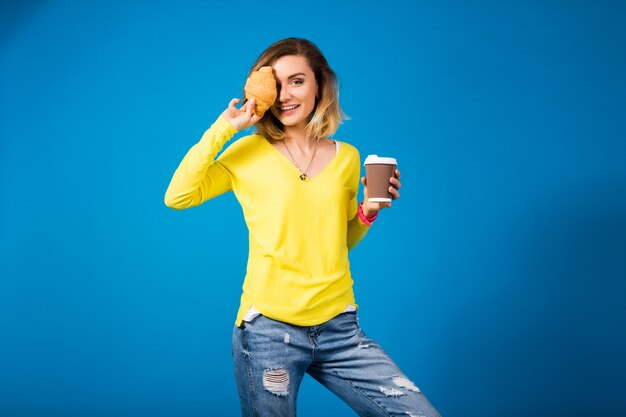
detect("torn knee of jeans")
[379,386,405,397]
[263,368,289,397]
[283,333,290,344]
[358,342,372,349]
[392,376,421,393]
[242,349,252,358]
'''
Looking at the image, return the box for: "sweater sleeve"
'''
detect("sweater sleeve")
[164,115,238,209]
[346,147,370,250]
[347,195,370,251]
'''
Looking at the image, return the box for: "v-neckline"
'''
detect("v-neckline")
[259,136,343,181]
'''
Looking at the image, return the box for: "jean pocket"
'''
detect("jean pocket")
[337,311,360,332]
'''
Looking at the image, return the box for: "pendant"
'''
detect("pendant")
[300,174,307,181]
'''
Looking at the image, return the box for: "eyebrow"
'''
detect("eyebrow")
[276,72,307,85]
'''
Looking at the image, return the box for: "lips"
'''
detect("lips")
[279,104,300,113]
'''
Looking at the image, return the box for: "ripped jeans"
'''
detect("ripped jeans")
[231,311,442,417]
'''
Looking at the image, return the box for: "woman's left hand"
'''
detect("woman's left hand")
[361,169,401,217]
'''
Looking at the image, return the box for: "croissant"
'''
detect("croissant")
[244,66,277,117]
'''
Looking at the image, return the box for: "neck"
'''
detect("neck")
[282,127,316,153]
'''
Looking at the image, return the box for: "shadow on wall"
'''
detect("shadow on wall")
[440,177,626,417]
[0,1,48,49]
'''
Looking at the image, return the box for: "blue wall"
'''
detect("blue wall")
[1,1,625,416]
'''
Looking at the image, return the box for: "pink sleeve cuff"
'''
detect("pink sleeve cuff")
[358,202,378,226]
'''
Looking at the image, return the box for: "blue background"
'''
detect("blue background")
[1,1,625,416]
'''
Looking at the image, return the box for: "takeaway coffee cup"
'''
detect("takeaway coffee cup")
[364,155,397,203]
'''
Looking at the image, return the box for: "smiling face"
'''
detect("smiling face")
[270,55,318,132]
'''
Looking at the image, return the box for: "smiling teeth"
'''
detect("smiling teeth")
[281,105,299,111]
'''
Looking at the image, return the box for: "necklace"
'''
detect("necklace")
[282,139,319,181]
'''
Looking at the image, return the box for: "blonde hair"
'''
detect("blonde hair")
[242,38,348,141]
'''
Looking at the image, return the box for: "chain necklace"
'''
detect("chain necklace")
[282,139,319,181]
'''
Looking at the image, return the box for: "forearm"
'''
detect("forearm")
[164,115,237,209]
[347,202,378,251]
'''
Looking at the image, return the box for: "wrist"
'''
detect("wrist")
[362,207,376,218]
[219,114,237,130]
[358,202,378,226]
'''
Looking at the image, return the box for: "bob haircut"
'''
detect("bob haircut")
[243,38,348,141]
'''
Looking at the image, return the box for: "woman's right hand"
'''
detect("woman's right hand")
[221,98,261,131]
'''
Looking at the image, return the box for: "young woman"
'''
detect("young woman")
[165,38,441,417]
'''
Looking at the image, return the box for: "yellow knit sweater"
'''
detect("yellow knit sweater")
[165,116,370,326]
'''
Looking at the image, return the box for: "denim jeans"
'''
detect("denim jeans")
[231,311,442,417]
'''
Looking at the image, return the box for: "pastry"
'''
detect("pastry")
[244,66,277,117]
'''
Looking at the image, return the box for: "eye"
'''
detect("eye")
[291,78,304,86]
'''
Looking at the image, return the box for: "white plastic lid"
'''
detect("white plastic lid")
[364,154,397,165]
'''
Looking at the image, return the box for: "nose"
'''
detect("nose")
[278,85,291,102]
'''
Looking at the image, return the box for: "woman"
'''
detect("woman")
[165,38,441,417]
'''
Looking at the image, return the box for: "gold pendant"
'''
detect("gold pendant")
[300,174,307,181]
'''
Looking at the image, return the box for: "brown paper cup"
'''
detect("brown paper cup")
[364,155,397,203]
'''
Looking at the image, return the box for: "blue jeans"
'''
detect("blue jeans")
[231,311,442,417]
